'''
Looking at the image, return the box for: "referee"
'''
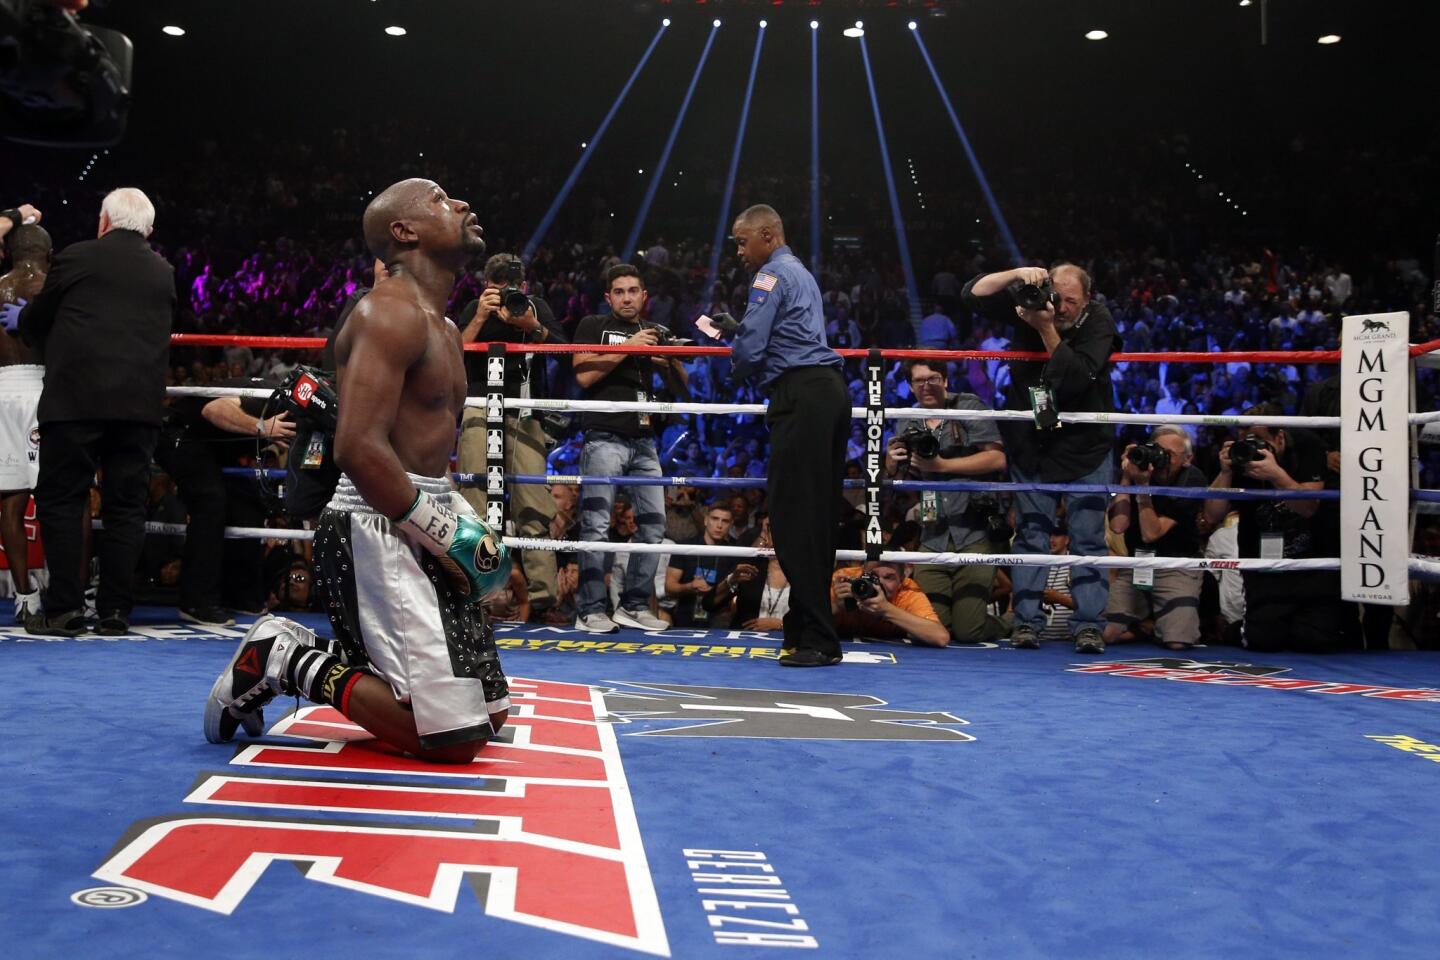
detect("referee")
[727,205,848,667]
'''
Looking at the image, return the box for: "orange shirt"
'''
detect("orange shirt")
[830,566,941,639]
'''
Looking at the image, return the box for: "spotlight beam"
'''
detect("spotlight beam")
[857,35,922,326]
[810,23,821,274]
[910,28,1023,265]
[523,23,667,261]
[624,23,721,262]
[706,23,768,286]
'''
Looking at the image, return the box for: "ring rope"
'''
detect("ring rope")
[167,332,1440,363]
[167,386,1440,428]
[169,386,1430,429]
[208,467,1440,503]
[110,519,1440,579]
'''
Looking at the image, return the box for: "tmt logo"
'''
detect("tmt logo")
[92,678,669,955]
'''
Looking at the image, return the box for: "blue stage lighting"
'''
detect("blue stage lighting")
[524,24,668,261]
[706,23,768,287]
[857,35,921,325]
[624,22,721,260]
[809,22,820,273]
[910,28,1023,265]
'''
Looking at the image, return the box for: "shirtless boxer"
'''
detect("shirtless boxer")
[204,179,511,763]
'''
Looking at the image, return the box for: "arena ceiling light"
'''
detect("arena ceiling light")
[1085,29,1108,40]
[844,21,864,39]
[908,21,918,31]
[810,20,819,30]
[662,18,671,27]
[384,26,407,37]
[161,25,185,37]
[1239,0,1252,6]
[1317,34,1342,44]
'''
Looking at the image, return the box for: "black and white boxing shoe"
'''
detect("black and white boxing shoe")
[203,615,312,743]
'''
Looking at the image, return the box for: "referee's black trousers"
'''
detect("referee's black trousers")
[35,419,158,617]
[766,366,849,657]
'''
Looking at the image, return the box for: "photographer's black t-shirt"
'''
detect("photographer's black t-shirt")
[1121,464,1206,558]
[574,313,653,438]
[457,294,566,399]
[1234,428,1329,559]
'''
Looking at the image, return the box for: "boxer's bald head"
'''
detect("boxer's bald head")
[363,178,484,270]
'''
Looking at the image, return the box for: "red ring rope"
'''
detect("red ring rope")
[168,333,1440,363]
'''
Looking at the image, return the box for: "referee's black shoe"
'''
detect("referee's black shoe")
[778,647,842,667]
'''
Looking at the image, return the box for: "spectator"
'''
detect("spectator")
[732,514,790,632]
[664,501,758,629]
[916,307,959,352]
[1039,525,1076,641]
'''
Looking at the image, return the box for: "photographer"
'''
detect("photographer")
[1104,426,1207,651]
[962,264,1118,653]
[829,560,949,647]
[884,360,1008,644]
[571,264,686,634]
[1203,405,1341,652]
[457,253,567,618]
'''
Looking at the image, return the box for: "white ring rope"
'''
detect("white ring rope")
[111,520,1440,579]
[165,386,1419,429]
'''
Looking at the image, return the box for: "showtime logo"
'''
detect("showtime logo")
[292,376,316,405]
[92,678,670,955]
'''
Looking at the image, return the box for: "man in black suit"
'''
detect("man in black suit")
[19,187,175,635]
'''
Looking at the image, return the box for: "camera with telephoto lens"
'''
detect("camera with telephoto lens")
[1008,278,1061,312]
[643,323,694,348]
[1127,442,1170,471]
[843,573,884,611]
[493,258,530,318]
[899,425,941,461]
[1229,435,1273,465]
[965,492,1014,546]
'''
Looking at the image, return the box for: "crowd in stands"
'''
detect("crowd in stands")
[9,124,1439,646]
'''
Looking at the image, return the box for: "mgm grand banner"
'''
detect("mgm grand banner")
[1340,311,1410,605]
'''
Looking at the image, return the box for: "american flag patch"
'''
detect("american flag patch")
[753,272,778,292]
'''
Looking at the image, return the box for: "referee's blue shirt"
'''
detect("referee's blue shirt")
[730,245,842,391]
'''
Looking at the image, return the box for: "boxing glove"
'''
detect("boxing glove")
[395,489,510,602]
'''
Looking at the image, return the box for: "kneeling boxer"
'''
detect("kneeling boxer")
[204,179,509,763]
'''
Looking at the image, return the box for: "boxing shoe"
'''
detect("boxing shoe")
[204,615,317,743]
